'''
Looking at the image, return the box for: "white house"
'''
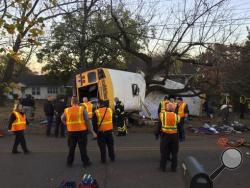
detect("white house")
[9,74,69,99]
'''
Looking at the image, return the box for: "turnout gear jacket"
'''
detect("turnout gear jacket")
[115,101,124,116]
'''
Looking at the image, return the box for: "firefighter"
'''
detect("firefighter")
[8,103,30,154]
[175,97,189,142]
[92,100,115,163]
[114,97,127,136]
[155,103,180,172]
[61,96,97,167]
[158,96,170,115]
[81,97,94,133]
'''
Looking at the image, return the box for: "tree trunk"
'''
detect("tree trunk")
[1,34,22,83]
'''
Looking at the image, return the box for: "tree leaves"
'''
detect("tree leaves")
[4,23,16,34]
[29,28,44,37]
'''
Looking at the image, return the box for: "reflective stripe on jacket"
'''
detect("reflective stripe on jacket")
[95,107,113,132]
[160,112,179,134]
[82,102,93,119]
[11,111,27,132]
[64,106,87,132]
[160,100,169,112]
[178,102,187,118]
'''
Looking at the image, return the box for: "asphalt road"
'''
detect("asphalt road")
[0,131,250,188]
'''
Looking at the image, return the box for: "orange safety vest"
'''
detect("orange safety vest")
[64,106,87,132]
[11,111,27,132]
[160,112,179,134]
[160,100,169,112]
[178,102,187,118]
[95,107,113,132]
[82,102,93,119]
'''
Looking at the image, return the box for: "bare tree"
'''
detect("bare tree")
[108,0,240,97]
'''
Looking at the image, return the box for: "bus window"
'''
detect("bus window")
[98,69,105,79]
[88,72,97,83]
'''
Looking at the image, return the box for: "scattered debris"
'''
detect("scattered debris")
[188,121,249,135]
[217,137,250,148]
[58,174,99,188]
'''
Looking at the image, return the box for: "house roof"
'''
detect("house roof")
[13,73,61,87]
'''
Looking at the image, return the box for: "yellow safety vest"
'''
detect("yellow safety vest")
[64,106,87,132]
[11,111,27,132]
[95,107,113,131]
[160,112,179,134]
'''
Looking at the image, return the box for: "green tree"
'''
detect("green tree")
[37,4,148,82]
[0,0,83,104]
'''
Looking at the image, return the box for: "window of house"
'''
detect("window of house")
[47,87,58,94]
[32,87,40,95]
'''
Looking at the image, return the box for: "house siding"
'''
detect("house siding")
[8,86,64,100]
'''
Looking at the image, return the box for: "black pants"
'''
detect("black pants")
[178,118,185,141]
[160,133,179,170]
[97,131,115,162]
[13,131,28,152]
[240,104,245,119]
[55,115,65,137]
[116,115,127,136]
[67,131,90,165]
[46,116,53,136]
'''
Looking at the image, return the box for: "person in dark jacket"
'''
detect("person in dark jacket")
[114,97,127,136]
[43,96,54,136]
[21,94,34,122]
[54,97,67,137]
[239,95,246,119]
[8,103,30,154]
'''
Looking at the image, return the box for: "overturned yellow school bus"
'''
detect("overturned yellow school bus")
[75,68,146,112]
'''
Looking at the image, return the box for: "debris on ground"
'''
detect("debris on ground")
[217,137,250,148]
[58,174,99,188]
[187,121,249,135]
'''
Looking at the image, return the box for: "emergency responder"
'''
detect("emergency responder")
[8,103,30,154]
[93,100,115,163]
[169,95,177,111]
[175,97,189,142]
[54,97,67,137]
[239,95,246,119]
[81,97,94,131]
[61,96,97,167]
[114,97,127,136]
[158,96,170,115]
[155,103,180,172]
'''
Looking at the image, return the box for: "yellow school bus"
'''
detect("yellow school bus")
[75,68,146,111]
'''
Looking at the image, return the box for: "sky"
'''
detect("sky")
[28,0,250,74]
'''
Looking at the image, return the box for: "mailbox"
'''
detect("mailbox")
[182,156,213,188]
